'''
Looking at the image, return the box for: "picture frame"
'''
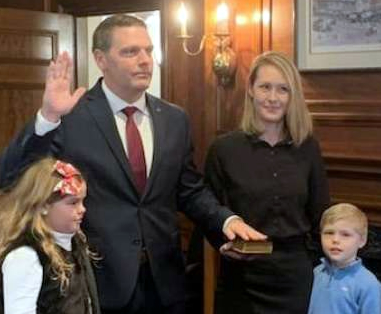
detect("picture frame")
[296,0,381,71]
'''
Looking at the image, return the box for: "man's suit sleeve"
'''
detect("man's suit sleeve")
[175,113,232,248]
[0,118,60,189]
[204,140,228,205]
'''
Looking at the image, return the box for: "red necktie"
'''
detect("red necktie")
[123,107,146,195]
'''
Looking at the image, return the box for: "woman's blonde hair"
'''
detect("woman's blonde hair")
[240,51,312,145]
[0,157,89,291]
[320,203,368,239]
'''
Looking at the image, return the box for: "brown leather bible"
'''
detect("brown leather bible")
[232,239,273,254]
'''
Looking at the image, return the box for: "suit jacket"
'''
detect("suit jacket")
[0,81,232,309]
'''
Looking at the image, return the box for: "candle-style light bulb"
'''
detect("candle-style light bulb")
[178,2,188,37]
[216,2,229,35]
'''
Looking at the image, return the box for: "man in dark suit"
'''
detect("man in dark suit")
[0,15,264,314]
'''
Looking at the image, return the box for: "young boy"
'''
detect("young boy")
[308,203,381,314]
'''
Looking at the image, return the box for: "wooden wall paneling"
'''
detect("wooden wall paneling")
[310,98,381,225]
[218,0,263,133]
[0,0,45,11]
[161,0,206,260]
[57,0,161,16]
[0,8,74,152]
[0,0,59,12]
[326,162,381,226]
[162,0,206,167]
[289,1,381,227]
[203,2,222,308]
[302,72,381,101]
[302,65,381,226]
[204,0,293,140]
[203,0,219,146]
[204,0,263,142]
[271,0,293,57]
[204,239,218,314]
[261,0,271,51]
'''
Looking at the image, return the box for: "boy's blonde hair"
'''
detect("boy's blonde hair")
[0,157,89,291]
[320,203,368,239]
[240,51,312,146]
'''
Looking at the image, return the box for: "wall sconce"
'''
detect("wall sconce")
[177,1,237,87]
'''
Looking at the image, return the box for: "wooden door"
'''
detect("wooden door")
[0,8,74,151]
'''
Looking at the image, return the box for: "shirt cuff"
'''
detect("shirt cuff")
[222,215,242,234]
[35,109,61,136]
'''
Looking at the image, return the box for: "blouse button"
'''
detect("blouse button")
[132,239,141,246]
[273,172,278,178]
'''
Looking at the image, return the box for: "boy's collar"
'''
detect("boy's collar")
[321,256,362,272]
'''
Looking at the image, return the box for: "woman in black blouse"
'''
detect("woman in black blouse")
[205,51,330,314]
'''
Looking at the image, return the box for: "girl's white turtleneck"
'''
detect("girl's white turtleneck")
[51,230,74,251]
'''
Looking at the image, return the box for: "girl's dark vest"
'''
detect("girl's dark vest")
[0,235,100,314]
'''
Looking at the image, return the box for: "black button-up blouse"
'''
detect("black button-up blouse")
[205,131,330,239]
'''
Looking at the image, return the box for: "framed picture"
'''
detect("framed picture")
[296,0,381,71]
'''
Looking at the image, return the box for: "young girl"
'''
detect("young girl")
[0,157,100,314]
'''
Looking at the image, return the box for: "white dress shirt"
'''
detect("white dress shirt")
[101,80,154,176]
[2,231,74,314]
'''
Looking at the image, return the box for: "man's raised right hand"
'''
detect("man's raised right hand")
[41,51,86,122]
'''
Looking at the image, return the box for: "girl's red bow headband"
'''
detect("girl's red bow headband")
[53,161,82,196]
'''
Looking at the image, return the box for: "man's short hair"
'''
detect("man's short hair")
[92,14,147,52]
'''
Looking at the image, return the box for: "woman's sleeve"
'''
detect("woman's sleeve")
[2,246,43,314]
[306,138,331,236]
